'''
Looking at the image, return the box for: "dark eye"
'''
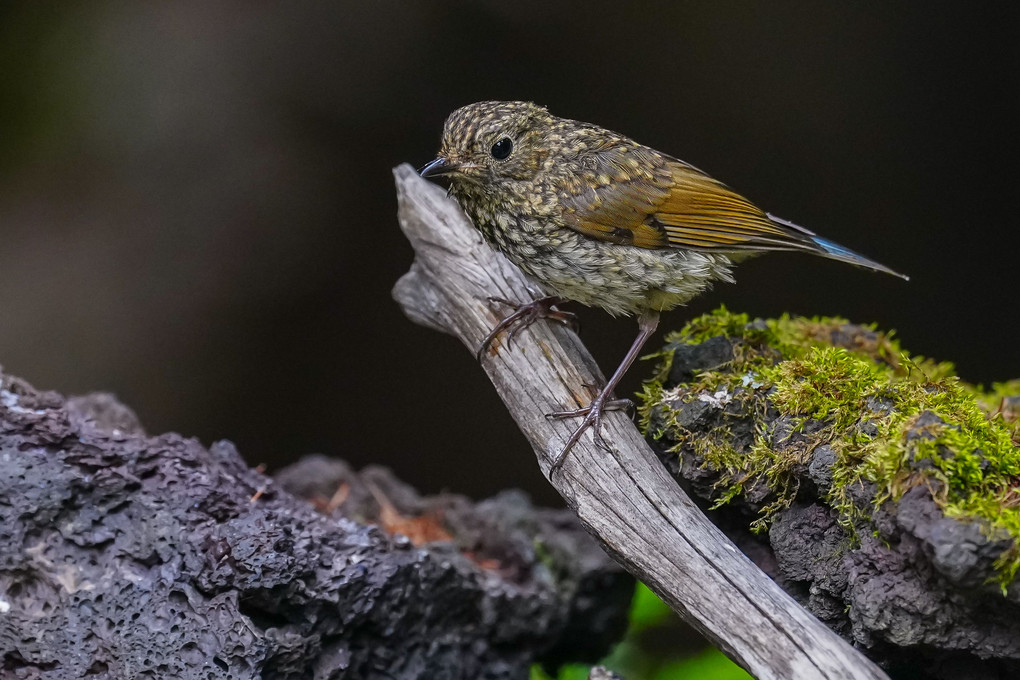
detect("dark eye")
[490,137,513,160]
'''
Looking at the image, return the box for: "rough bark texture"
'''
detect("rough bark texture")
[391,164,889,680]
[645,328,1020,680]
[0,367,632,679]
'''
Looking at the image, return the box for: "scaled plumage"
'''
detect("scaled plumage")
[421,100,906,474]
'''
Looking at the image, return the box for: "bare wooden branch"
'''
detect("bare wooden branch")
[391,163,889,680]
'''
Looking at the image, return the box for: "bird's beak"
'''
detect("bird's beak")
[418,157,456,178]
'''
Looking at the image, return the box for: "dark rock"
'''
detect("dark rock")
[770,504,848,591]
[895,486,1014,589]
[866,396,894,416]
[645,332,1020,678]
[857,419,880,438]
[666,335,734,385]
[770,415,799,449]
[906,410,946,442]
[895,485,945,540]
[770,504,851,631]
[66,392,145,436]
[742,477,772,507]
[925,518,1010,587]
[0,367,631,679]
[807,445,837,494]
[671,398,714,430]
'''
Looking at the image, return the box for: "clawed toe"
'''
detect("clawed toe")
[546,396,636,475]
[475,295,574,361]
[546,398,632,421]
[546,308,580,334]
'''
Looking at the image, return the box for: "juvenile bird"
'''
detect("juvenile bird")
[420,101,906,474]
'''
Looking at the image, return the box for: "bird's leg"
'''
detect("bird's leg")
[477,295,578,361]
[546,310,660,475]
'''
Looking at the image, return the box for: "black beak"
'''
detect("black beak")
[418,157,455,178]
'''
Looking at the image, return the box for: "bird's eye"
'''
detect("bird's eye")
[490,137,513,160]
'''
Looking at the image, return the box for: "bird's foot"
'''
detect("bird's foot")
[545,394,634,475]
[476,296,577,361]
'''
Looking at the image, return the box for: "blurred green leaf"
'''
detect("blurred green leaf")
[650,649,752,680]
[627,583,672,633]
[531,583,752,679]
[530,664,590,680]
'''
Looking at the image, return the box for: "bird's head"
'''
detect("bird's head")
[419,101,554,187]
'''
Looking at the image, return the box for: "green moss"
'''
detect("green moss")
[640,307,1020,587]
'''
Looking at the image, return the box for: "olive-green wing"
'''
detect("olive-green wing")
[556,144,908,279]
[554,145,673,248]
[557,145,814,252]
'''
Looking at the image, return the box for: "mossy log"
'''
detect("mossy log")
[0,367,631,679]
[641,309,1020,679]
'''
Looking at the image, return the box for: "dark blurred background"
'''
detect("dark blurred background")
[1,2,1017,507]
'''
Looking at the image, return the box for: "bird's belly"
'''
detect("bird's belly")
[489,218,735,317]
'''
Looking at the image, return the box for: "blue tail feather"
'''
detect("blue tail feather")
[814,236,862,259]
[810,236,909,281]
[762,213,908,280]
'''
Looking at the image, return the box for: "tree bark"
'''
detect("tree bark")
[391,163,889,680]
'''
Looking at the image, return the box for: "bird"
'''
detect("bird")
[419,100,907,475]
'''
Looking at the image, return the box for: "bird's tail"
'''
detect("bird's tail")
[767,214,910,281]
[808,236,909,281]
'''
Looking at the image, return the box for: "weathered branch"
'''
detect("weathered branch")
[391,163,889,680]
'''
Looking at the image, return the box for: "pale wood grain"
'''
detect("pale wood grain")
[391,163,888,680]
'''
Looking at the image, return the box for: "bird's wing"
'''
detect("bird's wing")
[557,146,814,252]
[554,145,673,248]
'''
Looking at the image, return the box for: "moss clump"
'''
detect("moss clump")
[640,306,1020,587]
